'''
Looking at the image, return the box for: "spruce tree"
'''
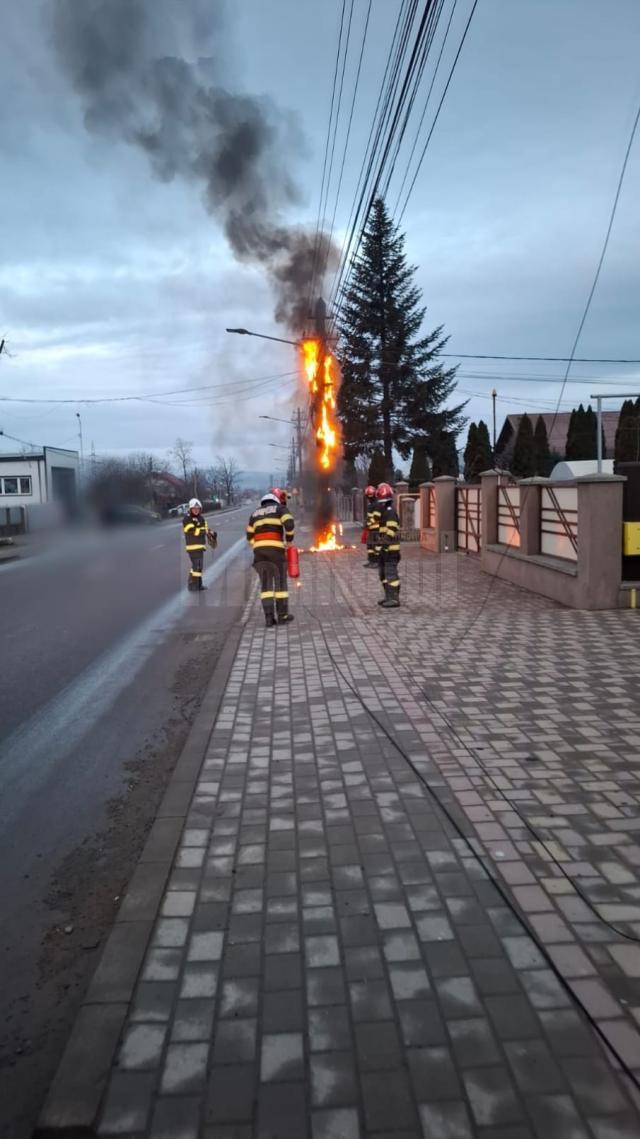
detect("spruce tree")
[533,416,552,476]
[562,405,578,457]
[615,400,637,463]
[338,198,466,475]
[475,420,493,476]
[512,414,535,477]
[431,432,459,478]
[409,442,431,488]
[367,449,387,486]
[463,423,478,481]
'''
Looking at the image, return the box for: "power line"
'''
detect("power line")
[441,353,640,364]
[327,0,420,314]
[307,0,348,314]
[0,371,298,405]
[322,0,373,280]
[392,0,459,213]
[547,97,640,434]
[397,0,478,222]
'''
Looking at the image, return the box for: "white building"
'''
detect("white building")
[0,447,80,517]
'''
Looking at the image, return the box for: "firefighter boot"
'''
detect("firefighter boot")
[381,583,400,608]
[265,613,276,629]
[276,596,295,625]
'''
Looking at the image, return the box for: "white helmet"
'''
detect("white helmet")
[189,498,202,509]
[260,492,279,505]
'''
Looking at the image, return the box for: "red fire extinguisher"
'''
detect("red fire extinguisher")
[286,544,300,579]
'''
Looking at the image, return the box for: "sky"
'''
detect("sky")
[1,0,639,479]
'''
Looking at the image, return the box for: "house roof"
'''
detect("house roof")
[497,410,622,458]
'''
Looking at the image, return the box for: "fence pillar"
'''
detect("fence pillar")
[480,470,502,562]
[394,482,409,514]
[433,476,456,552]
[576,474,625,608]
[518,478,544,557]
[419,482,431,533]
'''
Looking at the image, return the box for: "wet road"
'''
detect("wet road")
[0,509,252,1138]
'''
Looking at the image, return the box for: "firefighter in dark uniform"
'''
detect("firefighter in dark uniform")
[363,484,380,568]
[246,488,295,627]
[183,497,216,591]
[375,482,401,607]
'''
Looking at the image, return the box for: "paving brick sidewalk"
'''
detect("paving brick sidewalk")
[41,546,640,1137]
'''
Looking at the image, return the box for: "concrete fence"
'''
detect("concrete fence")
[416,470,628,609]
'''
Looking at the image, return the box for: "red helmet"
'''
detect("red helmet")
[272,487,287,505]
[364,485,376,497]
[376,482,393,500]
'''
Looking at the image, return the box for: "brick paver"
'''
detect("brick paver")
[94,544,640,1137]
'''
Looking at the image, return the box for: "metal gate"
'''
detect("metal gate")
[457,486,482,553]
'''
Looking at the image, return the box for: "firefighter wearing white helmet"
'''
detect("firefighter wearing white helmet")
[246,488,295,627]
[183,498,217,591]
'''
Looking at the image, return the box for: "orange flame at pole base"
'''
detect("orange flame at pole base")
[309,523,345,552]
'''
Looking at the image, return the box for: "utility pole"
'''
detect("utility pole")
[76,412,85,477]
[293,407,304,481]
[491,389,497,458]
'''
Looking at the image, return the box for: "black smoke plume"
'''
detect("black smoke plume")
[51,0,338,331]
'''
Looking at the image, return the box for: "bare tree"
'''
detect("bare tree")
[215,456,242,505]
[169,437,193,486]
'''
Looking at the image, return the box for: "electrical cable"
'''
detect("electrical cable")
[441,354,640,364]
[321,0,373,282]
[397,0,478,223]
[391,0,459,213]
[332,0,438,310]
[546,97,640,441]
[0,371,298,405]
[301,576,640,1098]
[307,0,348,317]
[327,0,419,316]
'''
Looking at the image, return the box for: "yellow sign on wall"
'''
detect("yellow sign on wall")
[623,522,640,556]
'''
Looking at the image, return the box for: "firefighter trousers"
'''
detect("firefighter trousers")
[379,550,401,599]
[188,549,205,589]
[253,549,289,620]
[366,532,379,565]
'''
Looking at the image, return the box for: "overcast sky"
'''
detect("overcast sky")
[1,0,639,477]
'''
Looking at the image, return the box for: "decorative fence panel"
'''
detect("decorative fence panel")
[540,485,578,561]
[498,485,520,548]
[398,494,420,540]
[457,486,482,553]
[426,486,435,529]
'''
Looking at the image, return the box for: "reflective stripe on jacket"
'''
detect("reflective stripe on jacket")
[183,512,209,551]
[377,501,400,553]
[366,501,380,531]
[246,502,294,551]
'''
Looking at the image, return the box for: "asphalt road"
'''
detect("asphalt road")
[0,508,252,1139]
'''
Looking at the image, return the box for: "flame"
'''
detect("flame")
[302,338,320,393]
[309,523,345,552]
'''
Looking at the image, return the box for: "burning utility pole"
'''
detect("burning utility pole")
[300,298,344,550]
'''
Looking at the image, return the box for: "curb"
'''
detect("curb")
[34,621,246,1137]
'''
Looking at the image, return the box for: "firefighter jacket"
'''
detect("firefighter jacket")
[376,501,400,553]
[183,511,210,551]
[365,498,380,532]
[246,501,294,553]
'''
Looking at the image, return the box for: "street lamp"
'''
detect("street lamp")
[226,327,301,347]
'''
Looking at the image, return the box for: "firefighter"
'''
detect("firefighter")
[375,482,401,608]
[183,498,217,591]
[363,484,380,567]
[246,488,295,627]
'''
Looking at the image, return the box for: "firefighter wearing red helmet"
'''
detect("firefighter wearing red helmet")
[246,488,295,627]
[363,485,380,568]
[375,483,401,608]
